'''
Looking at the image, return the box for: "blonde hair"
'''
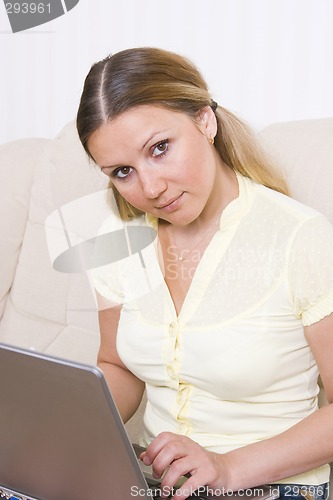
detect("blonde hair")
[77,47,289,220]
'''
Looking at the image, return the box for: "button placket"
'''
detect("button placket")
[175,383,191,436]
[164,320,181,381]
[176,383,190,405]
[168,321,178,337]
[166,364,177,380]
[177,422,190,435]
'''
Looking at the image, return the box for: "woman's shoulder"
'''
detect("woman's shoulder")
[253,178,329,225]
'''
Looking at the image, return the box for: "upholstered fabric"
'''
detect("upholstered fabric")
[0,138,50,318]
[0,123,107,363]
[260,118,333,225]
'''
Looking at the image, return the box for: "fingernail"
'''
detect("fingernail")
[143,456,151,465]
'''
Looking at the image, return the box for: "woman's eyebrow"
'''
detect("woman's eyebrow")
[100,165,118,172]
[99,128,172,170]
[141,129,170,150]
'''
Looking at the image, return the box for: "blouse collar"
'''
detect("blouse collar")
[218,171,254,229]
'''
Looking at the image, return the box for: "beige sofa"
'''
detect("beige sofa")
[1,118,333,487]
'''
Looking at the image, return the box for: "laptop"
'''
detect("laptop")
[0,343,279,500]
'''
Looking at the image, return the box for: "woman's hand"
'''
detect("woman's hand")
[140,432,230,499]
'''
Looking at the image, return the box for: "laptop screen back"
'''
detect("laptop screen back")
[0,344,149,500]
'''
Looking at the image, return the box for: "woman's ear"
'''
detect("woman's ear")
[195,106,217,140]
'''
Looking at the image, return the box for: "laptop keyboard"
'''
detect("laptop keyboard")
[0,489,31,500]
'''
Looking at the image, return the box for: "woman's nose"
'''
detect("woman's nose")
[139,171,167,199]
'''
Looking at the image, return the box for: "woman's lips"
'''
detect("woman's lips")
[156,193,184,213]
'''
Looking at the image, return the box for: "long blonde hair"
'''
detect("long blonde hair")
[77,47,289,220]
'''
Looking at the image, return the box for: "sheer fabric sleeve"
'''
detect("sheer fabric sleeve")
[88,217,125,306]
[288,214,333,326]
[89,261,124,306]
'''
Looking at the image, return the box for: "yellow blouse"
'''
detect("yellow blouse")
[92,173,333,485]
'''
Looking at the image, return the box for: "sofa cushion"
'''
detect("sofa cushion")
[260,118,333,225]
[0,138,50,318]
[0,122,108,364]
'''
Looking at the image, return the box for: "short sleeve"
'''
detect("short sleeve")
[89,261,124,306]
[88,214,160,307]
[288,214,333,326]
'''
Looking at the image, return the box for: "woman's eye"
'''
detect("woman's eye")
[112,166,133,179]
[152,140,168,157]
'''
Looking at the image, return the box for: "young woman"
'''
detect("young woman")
[76,47,333,500]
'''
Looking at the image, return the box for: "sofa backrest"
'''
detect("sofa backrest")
[0,123,108,364]
[0,138,50,318]
[260,118,333,225]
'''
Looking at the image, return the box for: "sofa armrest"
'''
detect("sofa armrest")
[0,138,50,318]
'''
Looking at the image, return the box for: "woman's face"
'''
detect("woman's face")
[88,104,230,226]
